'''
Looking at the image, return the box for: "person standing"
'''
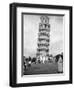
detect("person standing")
[58,56,63,73]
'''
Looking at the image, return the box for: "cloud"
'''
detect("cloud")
[49,40,63,56]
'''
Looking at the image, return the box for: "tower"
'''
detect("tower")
[36,16,50,63]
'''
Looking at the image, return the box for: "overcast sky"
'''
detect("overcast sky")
[23,14,64,57]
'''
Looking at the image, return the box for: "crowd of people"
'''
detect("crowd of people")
[23,56,36,72]
[23,53,63,73]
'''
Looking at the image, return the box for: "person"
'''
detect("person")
[24,62,27,70]
[28,61,31,67]
[57,56,63,73]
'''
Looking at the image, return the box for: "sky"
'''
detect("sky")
[23,14,64,57]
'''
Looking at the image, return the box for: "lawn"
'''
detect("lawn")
[24,63,58,75]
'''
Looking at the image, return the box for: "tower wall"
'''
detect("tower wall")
[36,16,50,63]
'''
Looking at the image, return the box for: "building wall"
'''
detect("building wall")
[37,16,50,62]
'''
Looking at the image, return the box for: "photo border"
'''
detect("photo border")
[10,3,72,87]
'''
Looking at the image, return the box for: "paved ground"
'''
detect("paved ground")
[24,63,58,75]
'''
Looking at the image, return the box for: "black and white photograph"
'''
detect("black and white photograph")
[22,14,64,75]
[10,3,72,87]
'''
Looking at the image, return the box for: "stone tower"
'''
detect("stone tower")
[36,16,50,63]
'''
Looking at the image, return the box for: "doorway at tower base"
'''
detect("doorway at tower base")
[37,55,49,64]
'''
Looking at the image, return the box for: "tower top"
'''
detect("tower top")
[40,16,49,24]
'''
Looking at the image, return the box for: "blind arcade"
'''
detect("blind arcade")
[36,16,50,63]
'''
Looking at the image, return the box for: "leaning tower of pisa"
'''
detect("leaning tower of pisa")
[36,16,50,63]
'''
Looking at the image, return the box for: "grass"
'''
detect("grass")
[24,63,58,75]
